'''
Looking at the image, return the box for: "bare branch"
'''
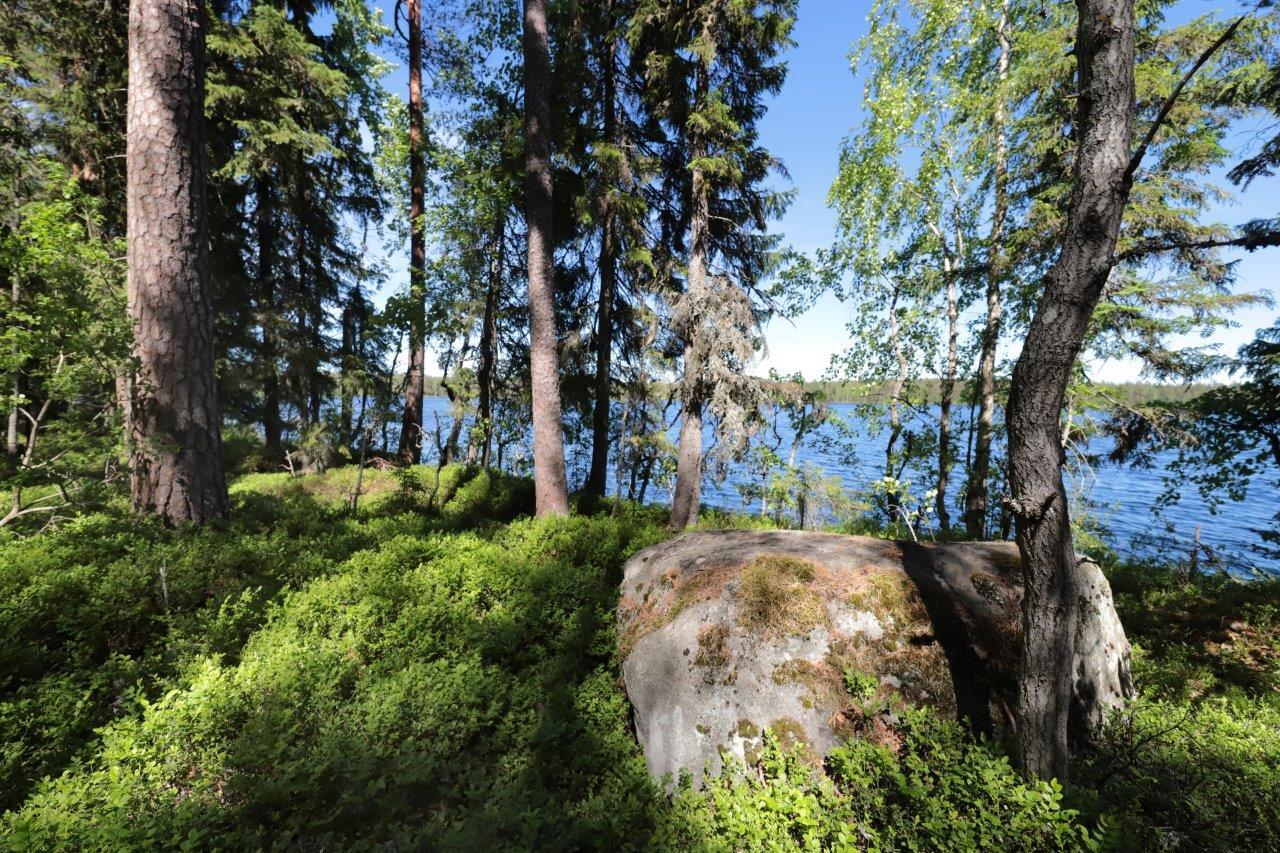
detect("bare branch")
[1117,221,1280,261]
[1125,11,1253,182]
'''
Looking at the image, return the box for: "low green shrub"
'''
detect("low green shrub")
[1076,696,1280,852]
[1074,561,1280,850]
[660,712,1097,851]
[2,470,1276,850]
[0,465,533,811]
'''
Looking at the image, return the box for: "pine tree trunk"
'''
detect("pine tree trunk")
[255,176,283,463]
[522,0,570,515]
[293,203,311,430]
[307,236,324,427]
[965,0,1011,540]
[1006,0,1134,781]
[585,37,619,500]
[398,0,427,466]
[440,331,470,466]
[126,0,227,524]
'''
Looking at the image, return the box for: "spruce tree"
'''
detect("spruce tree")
[631,0,794,530]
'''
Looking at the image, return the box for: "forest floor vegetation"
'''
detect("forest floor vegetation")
[0,466,1276,850]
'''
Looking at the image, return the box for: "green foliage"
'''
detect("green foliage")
[1073,561,1280,850]
[660,713,1096,851]
[843,667,880,703]
[3,471,1279,849]
[0,160,128,525]
[0,465,532,812]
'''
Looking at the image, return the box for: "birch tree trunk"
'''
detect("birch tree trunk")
[965,0,1011,540]
[6,275,18,460]
[935,251,959,536]
[523,0,570,515]
[883,287,906,524]
[397,0,427,465]
[126,0,228,524]
[1005,0,1134,781]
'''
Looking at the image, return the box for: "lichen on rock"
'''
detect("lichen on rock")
[618,529,1133,784]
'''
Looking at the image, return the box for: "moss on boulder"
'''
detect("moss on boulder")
[618,529,1133,783]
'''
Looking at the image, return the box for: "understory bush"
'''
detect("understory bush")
[660,711,1096,851]
[1073,564,1280,851]
[0,468,1275,850]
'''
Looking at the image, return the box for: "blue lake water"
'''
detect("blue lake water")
[420,398,1279,577]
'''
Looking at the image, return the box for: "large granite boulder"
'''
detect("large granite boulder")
[617,529,1133,783]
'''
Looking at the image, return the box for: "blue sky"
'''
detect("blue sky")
[368,0,1279,383]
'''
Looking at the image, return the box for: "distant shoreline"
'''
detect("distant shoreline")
[418,376,1220,407]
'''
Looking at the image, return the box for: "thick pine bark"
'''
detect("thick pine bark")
[522,0,570,515]
[255,176,283,462]
[397,0,427,466]
[1006,0,1134,781]
[964,0,1011,540]
[126,0,228,524]
[585,39,619,500]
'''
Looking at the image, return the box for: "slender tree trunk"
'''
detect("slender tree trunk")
[440,331,470,465]
[255,175,284,462]
[965,0,1011,540]
[670,56,711,531]
[936,252,959,536]
[115,372,133,462]
[585,36,619,500]
[307,236,324,427]
[1006,0,1134,781]
[522,0,570,515]
[884,287,906,524]
[398,0,427,465]
[477,214,502,468]
[340,295,356,443]
[669,347,704,530]
[6,275,19,460]
[5,386,17,460]
[126,0,227,524]
[293,205,311,430]
[637,451,654,505]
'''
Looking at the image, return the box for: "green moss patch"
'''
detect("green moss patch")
[736,555,829,638]
[694,624,733,683]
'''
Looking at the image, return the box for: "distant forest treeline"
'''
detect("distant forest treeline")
[788,379,1220,406]
[418,376,1219,407]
